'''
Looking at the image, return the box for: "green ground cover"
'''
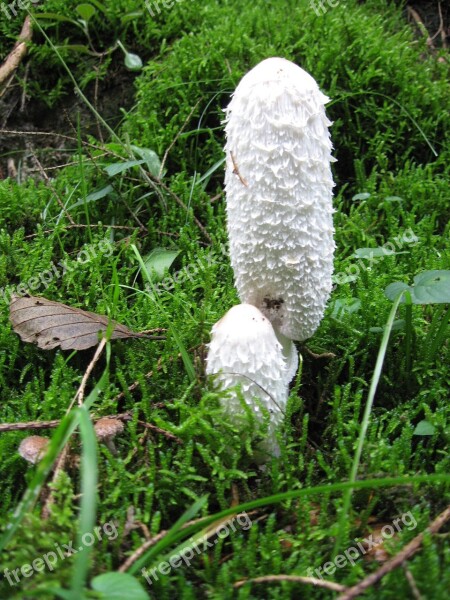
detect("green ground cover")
[0,0,449,598]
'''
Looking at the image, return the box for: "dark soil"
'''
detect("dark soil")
[0,52,137,179]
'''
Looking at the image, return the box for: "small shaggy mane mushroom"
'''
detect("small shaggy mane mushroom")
[206,303,290,456]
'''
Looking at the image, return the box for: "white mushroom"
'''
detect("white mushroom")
[224,57,335,342]
[18,436,50,464]
[94,418,124,456]
[205,304,289,456]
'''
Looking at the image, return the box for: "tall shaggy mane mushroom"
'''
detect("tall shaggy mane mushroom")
[224,57,336,342]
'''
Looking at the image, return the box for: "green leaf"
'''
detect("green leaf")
[385,281,410,302]
[196,157,226,186]
[104,159,145,177]
[369,319,405,333]
[121,11,144,24]
[352,192,371,201]
[36,589,78,600]
[35,13,81,27]
[411,270,450,304]
[128,474,450,576]
[85,184,114,202]
[124,52,143,71]
[143,248,180,282]
[86,0,108,13]
[91,573,149,599]
[170,325,196,384]
[76,3,96,21]
[354,247,407,259]
[131,145,161,178]
[70,406,98,595]
[331,298,361,319]
[384,196,403,202]
[413,420,436,436]
[386,270,450,304]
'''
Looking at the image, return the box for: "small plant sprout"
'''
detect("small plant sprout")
[18,436,50,464]
[206,304,290,456]
[94,418,124,456]
[224,57,336,342]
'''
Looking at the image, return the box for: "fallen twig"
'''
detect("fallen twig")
[118,517,205,572]
[0,16,33,86]
[230,151,248,187]
[42,338,107,517]
[159,100,200,177]
[29,148,76,225]
[0,411,182,443]
[119,509,260,572]
[337,504,450,600]
[233,575,348,593]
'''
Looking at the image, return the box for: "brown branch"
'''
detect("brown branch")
[75,337,108,406]
[29,149,76,225]
[112,354,178,403]
[41,445,69,519]
[24,223,143,240]
[304,347,336,360]
[337,505,450,600]
[149,174,212,243]
[438,2,448,49]
[0,16,33,86]
[119,509,260,572]
[118,517,205,572]
[0,411,182,443]
[233,575,348,593]
[159,100,200,177]
[230,151,248,187]
[402,564,423,600]
[42,339,107,517]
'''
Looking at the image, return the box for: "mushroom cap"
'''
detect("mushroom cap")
[206,304,289,453]
[224,57,335,341]
[94,418,124,440]
[18,436,50,464]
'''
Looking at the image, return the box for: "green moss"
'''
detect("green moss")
[0,0,449,598]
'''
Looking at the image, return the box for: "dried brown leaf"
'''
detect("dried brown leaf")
[10,294,163,351]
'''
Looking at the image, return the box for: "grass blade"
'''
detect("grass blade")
[332,290,405,556]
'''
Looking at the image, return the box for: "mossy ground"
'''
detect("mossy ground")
[0,0,449,598]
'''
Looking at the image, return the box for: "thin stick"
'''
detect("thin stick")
[136,420,182,444]
[438,2,448,49]
[150,175,212,243]
[337,505,450,600]
[402,564,422,600]
[41,445,69,519]
[75,337,107,406]
[0,412,181,443]
[24,223,142,240]
[159,101,200,177]
[42,338,107,518]
[233,575,348,593]
[113,354,178,403]
[119,510,260,572]
[118,517,205,572]
[29,150,76,225]
[0,16,33,85]
[230,151,248,187]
